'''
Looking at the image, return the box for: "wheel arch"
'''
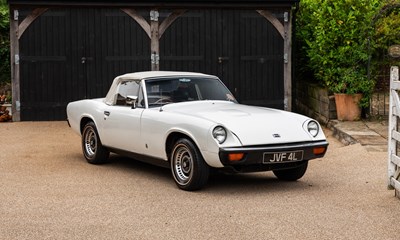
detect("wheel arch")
[165,131,201,162]
[80,116,95,134]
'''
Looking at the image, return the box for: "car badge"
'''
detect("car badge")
[273,134,281,138]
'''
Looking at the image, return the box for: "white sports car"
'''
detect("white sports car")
[67,71,328,190]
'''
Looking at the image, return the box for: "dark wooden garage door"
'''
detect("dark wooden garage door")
[19,8,284,120]
[19,8,150,120]
[161,10,284,108]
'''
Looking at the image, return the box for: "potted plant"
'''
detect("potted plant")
[324,66,374,121]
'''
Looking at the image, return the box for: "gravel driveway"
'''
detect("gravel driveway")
[0,122,399,239]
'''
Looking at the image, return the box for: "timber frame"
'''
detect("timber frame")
[8,0,299,121]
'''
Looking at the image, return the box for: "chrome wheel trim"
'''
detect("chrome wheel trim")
[84,127,97,157]
[173,144,193,184]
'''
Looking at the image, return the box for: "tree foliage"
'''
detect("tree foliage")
[296,0,381,105]
[0,0,10,85]
[372,0,400,74]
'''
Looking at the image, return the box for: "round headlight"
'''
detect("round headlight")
[213,126,227,144]
[307,121,319,137]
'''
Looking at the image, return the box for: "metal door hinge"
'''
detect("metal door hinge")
[151,53,160,65]
[15,54,20,65]
[16,100,21,111]
[14,10,19,20]
[150,10,159,21]
[284,12,289,22]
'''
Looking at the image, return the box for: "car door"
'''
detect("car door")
[100,106,144,153]
[100,80,145,154]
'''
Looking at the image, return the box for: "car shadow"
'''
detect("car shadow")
[107,154,172,178]
[97,154,314,194]
[206,172,313,194]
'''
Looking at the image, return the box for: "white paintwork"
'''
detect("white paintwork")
[388,66,400,195]
[67,71,326,168]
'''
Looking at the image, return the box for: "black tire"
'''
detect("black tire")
[82,121,110,164]
[273,161,308,181]
[170,138,210,191]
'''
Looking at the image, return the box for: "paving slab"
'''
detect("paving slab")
[328,120,388,152]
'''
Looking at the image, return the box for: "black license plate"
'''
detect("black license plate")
[263,150,304,163]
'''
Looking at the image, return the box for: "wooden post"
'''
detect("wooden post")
[9,7,49,121]
[10,8,20,121]
[257,10,291,111]
[150,9,160,71]
[283,11,292,111]
[122,9,186,71]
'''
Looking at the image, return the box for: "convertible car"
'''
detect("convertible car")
[67,71,328,190]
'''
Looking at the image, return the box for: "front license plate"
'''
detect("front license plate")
[263,150,304,163]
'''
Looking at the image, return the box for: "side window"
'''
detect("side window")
[115,80,140,106]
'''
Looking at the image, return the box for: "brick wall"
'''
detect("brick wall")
[294,82,337,124]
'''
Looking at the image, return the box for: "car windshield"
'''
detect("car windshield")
[145,77,237,107]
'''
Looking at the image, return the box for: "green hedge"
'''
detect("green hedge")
[295,0,387,106]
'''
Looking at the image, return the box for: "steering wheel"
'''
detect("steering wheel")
[153,97,173,104]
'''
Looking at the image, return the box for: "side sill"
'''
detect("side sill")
[107,147,170,169]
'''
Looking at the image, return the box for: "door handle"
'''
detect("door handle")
[104,111,110,116]
[218,57,229,64]
[81,57,93,64]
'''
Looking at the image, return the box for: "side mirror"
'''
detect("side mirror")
[126,95,138,109]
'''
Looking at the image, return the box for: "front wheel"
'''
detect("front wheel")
[170,138,210,191]
[82,121,110,164]
[273,161,308,181]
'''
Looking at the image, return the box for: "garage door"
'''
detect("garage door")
[19,8,149,120]
[161,9,284,108]
[19,8,284,120]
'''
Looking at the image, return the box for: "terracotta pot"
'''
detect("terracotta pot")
[334,93,362,121]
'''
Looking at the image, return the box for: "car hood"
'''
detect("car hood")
[161,101,315,145]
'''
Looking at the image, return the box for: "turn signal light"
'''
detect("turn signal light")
[313,147,326,155]
[228,153,244,161]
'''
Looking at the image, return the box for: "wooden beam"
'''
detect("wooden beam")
[392,130,400,143]
[391,153,400,167]
[159,9,187,38]
[257,10,290,110]
[256,10,284,39]
[7,0,299,8]
[122,9,187,71]
[121,8,151,38]
[391,177,400,194]
[10,7,49,121]
[18,8,49,39]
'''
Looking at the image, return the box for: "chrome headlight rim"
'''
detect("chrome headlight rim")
[307,120,319,137]
[212,126,227,144]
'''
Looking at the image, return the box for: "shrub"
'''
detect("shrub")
[296,0,381,105]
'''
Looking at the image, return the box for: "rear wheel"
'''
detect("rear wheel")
[82,121,109,164]
[170,138,210,191]
[273,161,308,181]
